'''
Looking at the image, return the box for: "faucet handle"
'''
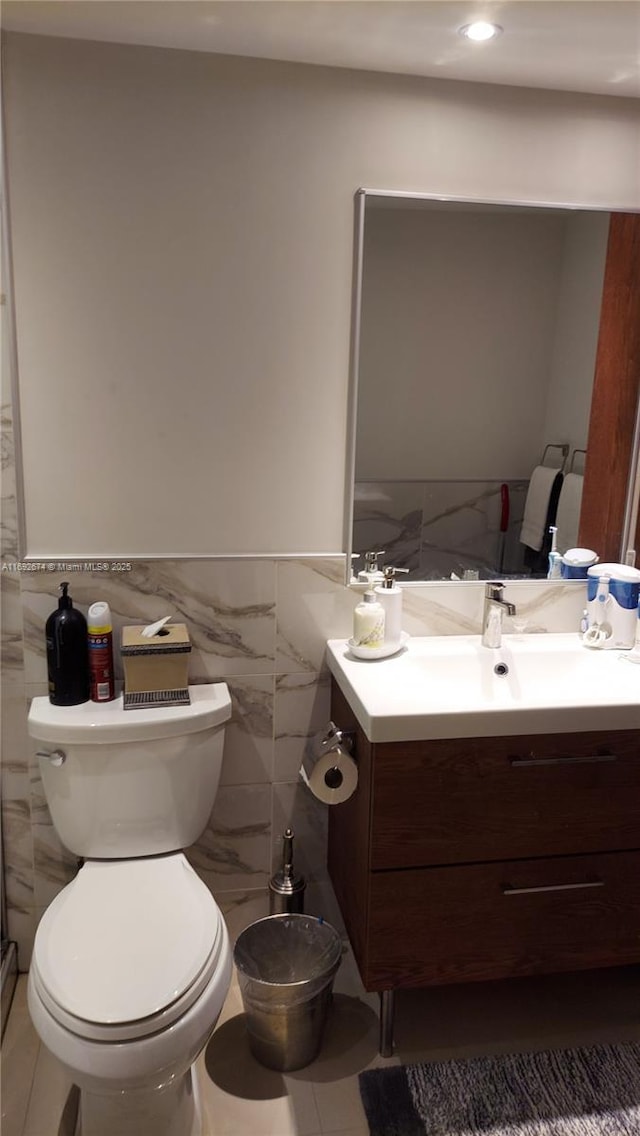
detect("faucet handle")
[486,581,505,598]
[486,581,516,616]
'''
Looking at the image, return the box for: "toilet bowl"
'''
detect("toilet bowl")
[27,684,233,1136]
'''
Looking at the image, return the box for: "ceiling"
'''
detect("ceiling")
[2,0,640,100]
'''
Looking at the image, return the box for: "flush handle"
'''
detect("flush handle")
[36,749,66,767]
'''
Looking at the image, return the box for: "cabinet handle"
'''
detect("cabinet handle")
[509,753,617,768]
[502,879,604,896]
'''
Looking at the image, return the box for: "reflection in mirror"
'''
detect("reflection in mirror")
[348,192,615,582]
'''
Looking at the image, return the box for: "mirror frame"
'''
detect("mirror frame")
[344,188,640,586]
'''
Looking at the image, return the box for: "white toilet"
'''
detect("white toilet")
[27,683,233,1136]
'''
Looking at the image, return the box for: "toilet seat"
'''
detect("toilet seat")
[32,854,224,1043]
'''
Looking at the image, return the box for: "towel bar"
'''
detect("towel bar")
[541,442,569,471]
[569,448,587,473]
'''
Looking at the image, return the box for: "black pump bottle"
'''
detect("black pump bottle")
[46,582,90,705]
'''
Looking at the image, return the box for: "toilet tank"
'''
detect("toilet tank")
[28,684,232,858]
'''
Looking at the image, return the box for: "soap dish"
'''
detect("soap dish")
[347,632,409,660]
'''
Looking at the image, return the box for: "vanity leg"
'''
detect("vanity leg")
[379,990,395,1057]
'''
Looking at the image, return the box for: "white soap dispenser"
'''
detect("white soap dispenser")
[374,565,409,648]
[353,590,385,650]
[357,550,386,587]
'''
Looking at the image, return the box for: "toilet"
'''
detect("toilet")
[27,683,233,1136]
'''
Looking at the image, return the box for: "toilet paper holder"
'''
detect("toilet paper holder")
[311,721,356,762]
[300,721,358,803]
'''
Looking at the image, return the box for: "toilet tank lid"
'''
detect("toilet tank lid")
[28,682,231,744]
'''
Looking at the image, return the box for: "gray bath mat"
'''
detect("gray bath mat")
[359,1041,640,1135]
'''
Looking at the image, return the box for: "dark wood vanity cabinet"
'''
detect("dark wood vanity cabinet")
[327,680,640,993]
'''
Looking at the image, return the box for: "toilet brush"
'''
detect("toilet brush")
[269,828,306,915]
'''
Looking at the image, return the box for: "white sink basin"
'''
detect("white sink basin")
[326,633,640,742]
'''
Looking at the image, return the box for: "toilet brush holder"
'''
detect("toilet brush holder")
[269,828,306,915]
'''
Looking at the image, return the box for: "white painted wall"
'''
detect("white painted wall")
[4,33,640,556]
[356,206,566,480]
[355,205,610,482]
[542,212,610,458]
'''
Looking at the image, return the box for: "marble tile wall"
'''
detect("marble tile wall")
[2,555,355,967]
[1,388,587,970]
[353,479,529,580]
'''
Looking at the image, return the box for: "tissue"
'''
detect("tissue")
[121,622,191,709]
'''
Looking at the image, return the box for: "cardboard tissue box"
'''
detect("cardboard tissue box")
[121,623,191,709]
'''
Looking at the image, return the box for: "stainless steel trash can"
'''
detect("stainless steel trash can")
[233,913,342,1071]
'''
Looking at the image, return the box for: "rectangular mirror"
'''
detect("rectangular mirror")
[346,191,640,584]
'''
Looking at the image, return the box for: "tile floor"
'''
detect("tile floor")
[3,946,640,1136]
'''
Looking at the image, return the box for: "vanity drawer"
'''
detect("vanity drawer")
[371,730,640,869]
[365,849,640,990]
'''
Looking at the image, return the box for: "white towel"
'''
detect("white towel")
[520,466,562,552]
[555,472,584,553]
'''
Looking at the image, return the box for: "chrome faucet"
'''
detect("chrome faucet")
[481,582,516,648]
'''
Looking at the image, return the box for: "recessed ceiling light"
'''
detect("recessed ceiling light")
[458,21,503,42]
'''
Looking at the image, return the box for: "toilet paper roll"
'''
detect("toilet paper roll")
[299,746,358,805]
